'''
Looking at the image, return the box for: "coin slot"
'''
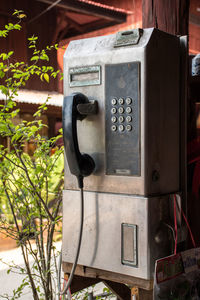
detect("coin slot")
[69,65,101,87]
[122,30,133,36]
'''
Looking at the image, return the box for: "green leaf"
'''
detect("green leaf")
[13,9,24,16]
[44,73,49,83]
[13,24,21,30]
[30,55,39,61]
[0,53,8,60]
[18,14,26,19]
[28,35,38,41]
[40,54,49,61]
[0,85,8,95]
[8,51,14,57]
[0,70,5,78]
[0,30,8,37]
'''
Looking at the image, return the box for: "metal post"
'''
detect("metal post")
[88,292,94,300]
[131,287,139,300]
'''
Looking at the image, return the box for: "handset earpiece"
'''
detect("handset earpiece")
[62,93,97,188]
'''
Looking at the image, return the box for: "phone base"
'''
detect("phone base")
[62,189,172,280]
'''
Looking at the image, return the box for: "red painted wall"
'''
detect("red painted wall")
[189,0,200,54]
[0,0,58,91]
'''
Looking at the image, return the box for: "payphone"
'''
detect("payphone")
[62,28,186,282]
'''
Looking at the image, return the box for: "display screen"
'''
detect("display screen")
[69,65,101,87]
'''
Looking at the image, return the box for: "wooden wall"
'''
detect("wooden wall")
[0,0,58,91]
[189,0,200,54]
[142,0,190,35]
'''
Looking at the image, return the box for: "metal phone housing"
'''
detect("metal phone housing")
[62,28,184,280]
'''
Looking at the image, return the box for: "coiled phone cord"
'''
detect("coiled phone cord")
[57,187,84,299]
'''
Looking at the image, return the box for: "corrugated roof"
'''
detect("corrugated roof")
[77,0,133,14]
[0,90,63,107]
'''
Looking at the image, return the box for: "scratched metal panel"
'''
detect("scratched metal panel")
[62,190,171,279]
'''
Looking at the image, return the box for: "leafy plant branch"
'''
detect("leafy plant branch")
[0,10,64,300]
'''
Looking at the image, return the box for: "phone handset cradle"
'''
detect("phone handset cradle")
[63,92,98,188]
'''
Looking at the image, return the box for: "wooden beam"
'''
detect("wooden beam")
[142,0,190,35]
[64,274,153,299]
[47,116,56,138]
[59,19,117,41]
[52,11,67,44]
[80,19,117,34]
[64,15,85,33]
[62,262,153,290]
[64,274,101,294]
[190,75,200,99]
[62,15,116,35]
[103,280,131,300]
[36,0,127,23]
[139,289,153,300]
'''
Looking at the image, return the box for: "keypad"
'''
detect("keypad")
[119,125,125,132]
[119,116,124,123]
[111,107,117,114]
[126,106,132,114]
[126,116,132,123]
[126,97,132,105]
[118,98,124,105]
[111,98,117,105]
[111,125,117,131]
[105,62,140,176]
[126,125,132,131]
[118,107,124,114]
[111,116,117,123]
[110,96,134,133]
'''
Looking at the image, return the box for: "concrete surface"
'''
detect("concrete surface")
[0,243,116,299]
[0,246,33,299]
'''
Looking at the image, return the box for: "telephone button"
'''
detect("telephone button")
[126,106,132,114]
[111,107,117,114]
[119,125,125,132]
[111,125,117,132]
[118,98,124,105]
[111,116,117,123]
[111,98,117,105]
[126,125,132,132]
[126,97,132,105]
[119,116,124,123]
[118,107,124,114]
[126,116,132,123]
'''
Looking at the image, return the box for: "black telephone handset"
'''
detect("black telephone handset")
[63,93,97,188]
